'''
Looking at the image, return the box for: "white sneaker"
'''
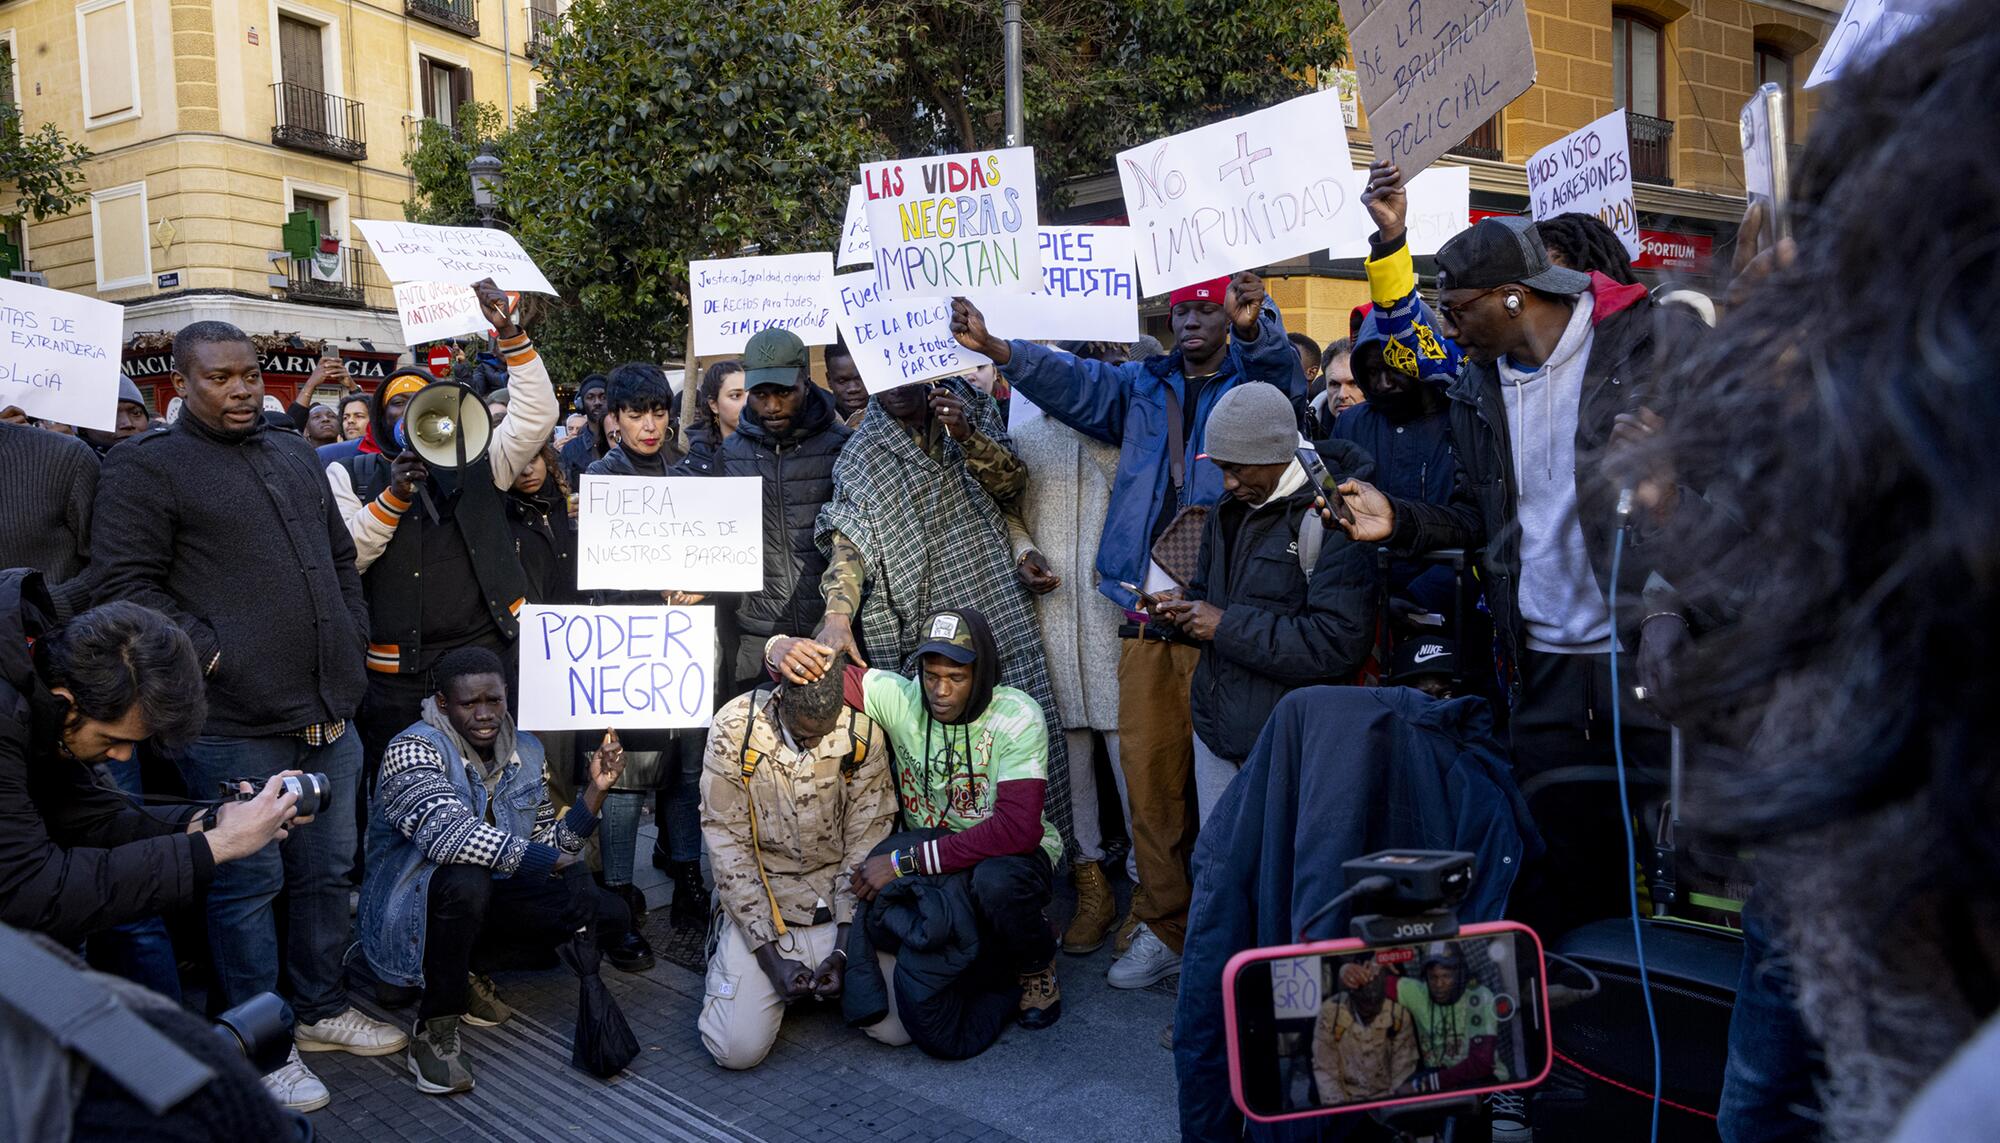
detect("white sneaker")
[1489,1090,1533,1142]
[262,1046,331,1112]
[1106,924,1181,989]
[296,1006,410,1056]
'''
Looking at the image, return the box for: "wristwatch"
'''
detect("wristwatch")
[893,849,918,878]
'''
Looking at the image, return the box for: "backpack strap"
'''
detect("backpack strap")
[1297,513,1325,576]
[734,687,787,938]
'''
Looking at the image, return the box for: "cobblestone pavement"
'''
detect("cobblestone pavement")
[305,832,1181,1143]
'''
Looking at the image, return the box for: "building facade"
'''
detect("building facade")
[1058,0,1844,352]
[2,0,558,411]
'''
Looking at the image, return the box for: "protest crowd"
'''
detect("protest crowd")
[4,3,2000,1141]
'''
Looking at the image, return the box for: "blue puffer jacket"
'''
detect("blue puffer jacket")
[1173,686,1541,1142]
[998,305,1305,611]
[358,719,549,988]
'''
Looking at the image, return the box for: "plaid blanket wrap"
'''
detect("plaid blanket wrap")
[815,378,1073,856]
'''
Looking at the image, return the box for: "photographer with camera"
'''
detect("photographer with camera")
[0,571,300,948]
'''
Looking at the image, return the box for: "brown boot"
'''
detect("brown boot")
[1062,860,1117,955]
[1018,966,1063,1030]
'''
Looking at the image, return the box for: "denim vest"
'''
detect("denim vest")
[358,719,549,987]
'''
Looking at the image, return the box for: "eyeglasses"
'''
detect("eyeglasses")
[1435,285,1504,325]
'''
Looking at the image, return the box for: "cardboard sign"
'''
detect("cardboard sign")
[838,184,874,268]
[518,604,717,730]
[1805,0,1927,89]
[1328,164,1472,259]
[1527,109,1640,260]
[688,252,838,356]
[1269,956,1324,1020]
[975,226,1141,343]
[392,281,488,346]
[861,147,1040,298]
[1116,88,1367,297]
[832,270,990,395]
[1352,0,1536,177]
[575,474,765,593]
[352,219,557,294]
[0,277,125,431]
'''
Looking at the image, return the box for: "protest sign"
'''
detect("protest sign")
[1268,957,1323,1020]
[1116,88,1369,297]
[1805,0,1928,89]
[861,147,1039,298]
[518,604,718,731]
[688,252,838,356]
[352,219,557,294]
[1352,0,1536,177]
[1527,109,1640,260]
[1328,164,1471,259]
[832,270,990,395]
[0,276,124,431]
[576,474,764,593]
[838,184,873,268]
[975,227,1141,343]
[391,281,488,346]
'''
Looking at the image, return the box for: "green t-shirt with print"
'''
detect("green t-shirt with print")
[858,669,1063,866]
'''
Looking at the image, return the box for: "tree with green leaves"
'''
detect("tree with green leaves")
[400,101,507,229]
[0,42,93,261]
[487,0,888,374]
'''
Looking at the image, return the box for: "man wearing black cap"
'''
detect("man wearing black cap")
[558,373,611,488]
[764,608,1067,1030]
[1387,636,1459,699]
[1332,212,1705,936]
[77,376,153,457]
[721,328,851,690]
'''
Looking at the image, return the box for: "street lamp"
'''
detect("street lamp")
[470,142,503,228]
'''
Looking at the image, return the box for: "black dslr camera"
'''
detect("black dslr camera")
[219,772,333,818]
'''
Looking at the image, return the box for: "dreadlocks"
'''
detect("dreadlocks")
[1534,213,1638,284]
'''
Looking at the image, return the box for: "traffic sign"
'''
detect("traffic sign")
[425,345,452,378]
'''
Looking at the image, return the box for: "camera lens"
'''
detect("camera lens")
[211,992,292,1076]
[283,773,333,818]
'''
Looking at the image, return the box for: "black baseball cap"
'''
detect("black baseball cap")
[913,610,979,664]
[1388,637,1458,684]
[1434,216,1591,295]
[742,328,809,389]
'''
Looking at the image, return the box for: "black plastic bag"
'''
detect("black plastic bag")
[556,916,638,1078]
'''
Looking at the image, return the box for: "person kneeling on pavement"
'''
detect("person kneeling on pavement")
[359,647,646,1095]
[767,608,1067,1037]
[697,653,894,1069]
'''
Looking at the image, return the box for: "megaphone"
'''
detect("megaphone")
[393,382,491,469]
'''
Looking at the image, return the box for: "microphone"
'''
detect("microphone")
[1616,487,1635,520]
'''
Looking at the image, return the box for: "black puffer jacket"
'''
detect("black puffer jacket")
[0,570,211,944]
[719,385,850,638]
[842,830,1018,1060]
[1186,477,1379,762]
[505,482,580,604]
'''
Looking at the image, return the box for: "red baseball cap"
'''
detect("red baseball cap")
[1168,275,1232,309]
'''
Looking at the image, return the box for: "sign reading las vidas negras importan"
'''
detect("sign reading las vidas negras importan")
[1350,0,1537,177]
[861,147,1040,298]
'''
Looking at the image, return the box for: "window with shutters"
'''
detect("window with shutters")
[75,0,139,127]
[1755,44,1795,136]
[270,6,364,160]
[418,56,472,131]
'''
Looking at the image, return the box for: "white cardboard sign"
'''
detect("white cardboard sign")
[1351,0,1537,177]
[518,604,717,730]
[0,277,125,431]
[1269,956,1323,1020]
[688,252,838,357]
[352,219,557,294]
[1328,165,1472,259]
[1805,0,1928,89]
[838,184,874,268]
[832,270,990,396]
[975,226,1141,343]
[391,281,489,346]
[861,147,1040,298]
[575,474,765,593]
[1116,88,1365,297]
[1527,109,1641,260]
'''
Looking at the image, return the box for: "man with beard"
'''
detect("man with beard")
[1315,952,1419,1104]
[558,373,611,487]
[1340,945,1504,1090]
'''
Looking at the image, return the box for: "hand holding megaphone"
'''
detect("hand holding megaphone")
[390,449,428,498]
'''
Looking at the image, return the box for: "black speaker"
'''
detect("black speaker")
[1533,918,1742,1143]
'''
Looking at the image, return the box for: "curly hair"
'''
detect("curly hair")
[1534,213,1638,284]
[1656,4,2000,1136]
[687,359,743,451]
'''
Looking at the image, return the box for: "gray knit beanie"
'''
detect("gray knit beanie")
[1199,383,1298,466]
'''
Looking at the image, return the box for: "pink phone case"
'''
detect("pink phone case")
[1220,920,1554,1124]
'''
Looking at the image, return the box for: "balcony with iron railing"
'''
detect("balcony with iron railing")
[271,83,367,161]
[283,245,369,308]
[526,0,560,58]
[1628,111,1675,185]
[409,0,479,37]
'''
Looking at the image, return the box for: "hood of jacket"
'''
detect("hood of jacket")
[361,367,438,456]
[735,381,840,448]
[0,569,53,707]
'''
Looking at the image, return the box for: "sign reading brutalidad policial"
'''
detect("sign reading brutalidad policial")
[1351,0,1537,178]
